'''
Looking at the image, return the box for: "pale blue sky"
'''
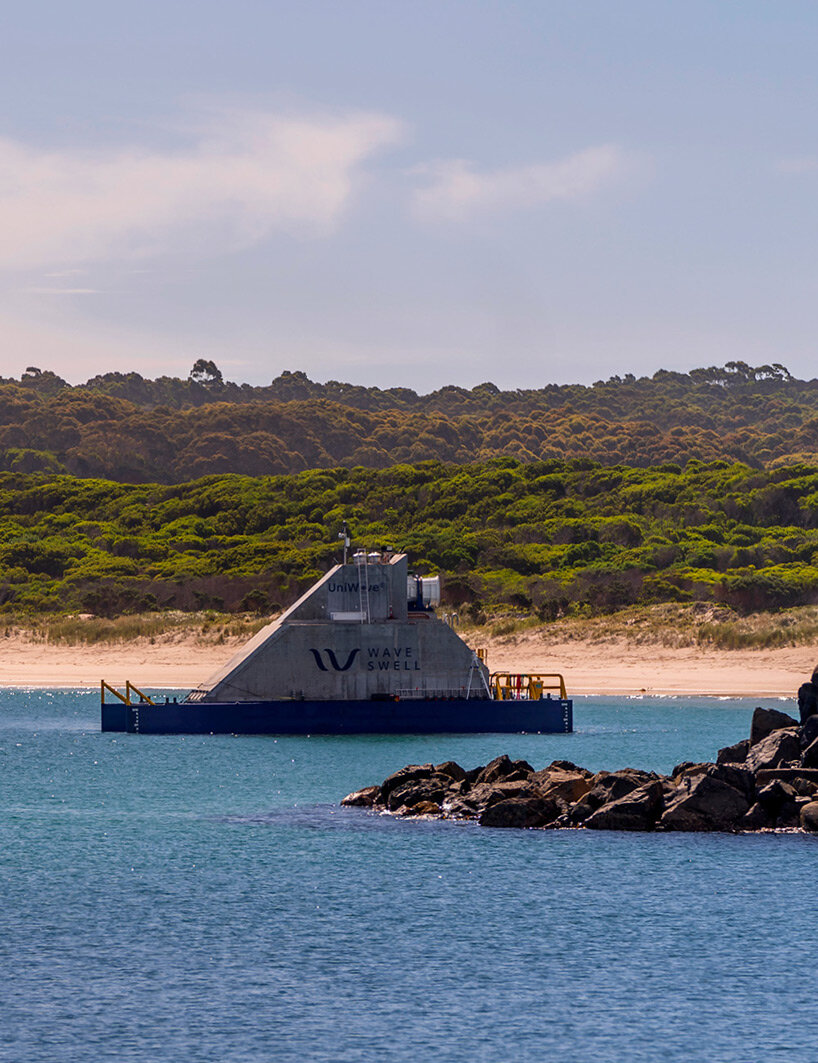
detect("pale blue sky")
[1,1,817,389]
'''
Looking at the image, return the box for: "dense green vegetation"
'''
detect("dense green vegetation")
[3,361,818,481]
[3,457,818,618]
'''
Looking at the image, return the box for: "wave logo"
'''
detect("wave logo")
[309,648,361,672]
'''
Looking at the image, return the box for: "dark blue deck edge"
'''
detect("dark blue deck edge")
[102,696,573,735]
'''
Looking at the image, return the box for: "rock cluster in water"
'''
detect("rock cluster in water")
[342,707,818,832]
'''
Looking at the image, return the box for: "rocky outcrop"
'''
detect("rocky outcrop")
[800,801,818,831]
[479,796,564,829]
[661,773,750,831]
[802,716,818,748]
[749,706,799,746]
[340,785,381,807]
[341,706,818,832]
[528,765,593,804]
[584,780,665,831]
[744,728,801,772]
[717,739,749,765]
[755,779,801,828]
[802,737,818,768]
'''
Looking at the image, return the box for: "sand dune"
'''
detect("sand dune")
[0,629,814,699]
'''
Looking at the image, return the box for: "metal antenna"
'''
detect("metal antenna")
[338,520,350,565]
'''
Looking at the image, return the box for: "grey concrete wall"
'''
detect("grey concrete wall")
[195,553,487,702]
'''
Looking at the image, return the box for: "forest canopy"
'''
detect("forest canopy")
[2,457,818,618]
[1,361,816,482]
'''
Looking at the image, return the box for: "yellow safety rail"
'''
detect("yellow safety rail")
[100,680,156,706]
[490,672,567,701]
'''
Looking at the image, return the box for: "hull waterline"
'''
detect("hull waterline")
[101,696,573,735]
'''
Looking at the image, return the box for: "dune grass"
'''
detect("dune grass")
[2,602,818,652]
[0,612,270,646]
[470,602,818,650]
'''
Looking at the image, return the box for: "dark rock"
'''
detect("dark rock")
[661,773,750,831]
[672,762,754,801]
[547,759,587,773]
[745,728,801,772]
[755,767,818,787]
[470,757,532,784]
[798,680,818,724]
[799,801,818,831]
[802,736,818,769]
[757,779,798,817]
[400,800,442,816]
[717,739,749,765]
[568,797,599,825]
[341,785,381,807]
[529,766,594,804]
[479,796,564,829]
[380,763,434,803]
[708,763,756,801]
[671,761,710,781]
[584,780,665,831]
[386,778,448,811]
[474,755,515,784]
[750,706,798,746]
[776,800,803,829]
[434,760,467,782]
[568,770,651,824]
[440,796,478,819]
[791,776,818,798]
[353,735,818,831]
[801,715,818,748]
[741,802,774,831]
[571,770,651,822]
[598,768,655,794]
[462,779,539,812]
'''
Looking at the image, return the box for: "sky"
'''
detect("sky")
[1,0,818,390]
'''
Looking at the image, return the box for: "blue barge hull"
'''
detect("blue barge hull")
[101,696,573,735]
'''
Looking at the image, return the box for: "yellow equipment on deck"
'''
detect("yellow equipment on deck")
[490,672,567,701]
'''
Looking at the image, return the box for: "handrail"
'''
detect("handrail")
[101,679,127,705]
[100,680,156,706]
[126,680,155,705]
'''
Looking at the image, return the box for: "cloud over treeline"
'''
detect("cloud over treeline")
[0,109,403,270]
[413,145,632,220]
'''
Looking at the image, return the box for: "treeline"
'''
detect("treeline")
[3,457,818,617]
[2,361,818,481]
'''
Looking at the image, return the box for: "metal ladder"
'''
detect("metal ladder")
[356,551,371,623]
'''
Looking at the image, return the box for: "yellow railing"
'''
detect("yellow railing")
[490,671,567,701]
[101,680,155,706]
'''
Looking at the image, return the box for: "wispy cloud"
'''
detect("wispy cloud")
[412,145,633,221]
[18,287,102,295]
[776,156,818,174]
[0,108,402,271]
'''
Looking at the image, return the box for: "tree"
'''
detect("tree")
[189,359,223,386]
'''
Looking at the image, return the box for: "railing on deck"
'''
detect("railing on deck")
[101,680,155,706]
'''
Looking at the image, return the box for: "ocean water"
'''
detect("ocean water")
[1,689,816,1063]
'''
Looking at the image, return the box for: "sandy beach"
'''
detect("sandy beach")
[482,635,812,698]
[0,629,814,698]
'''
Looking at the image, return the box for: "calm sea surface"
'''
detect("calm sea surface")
[1,689,816,1063]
